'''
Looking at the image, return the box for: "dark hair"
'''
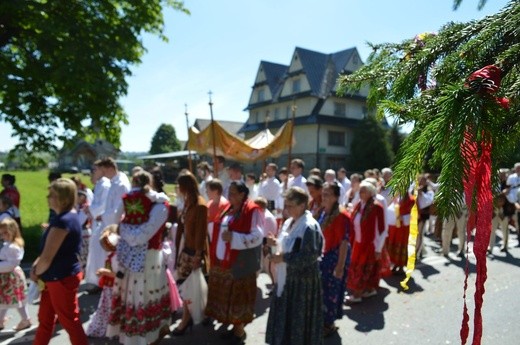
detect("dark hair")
[229,180,249,199]
[323,181,340,198]
[0,194,13,208]
[151,167,165,193]
[246,173,256,182]
[48,171,62,183]
[1,174,15,185]
[216,155,226,165]
[284,186,309,206]
[207,179,223,194]
[95,157,117,170]
[177,172,200,205]
[279,167,288,175]
[197,161,212,172]
[291,158,305,170]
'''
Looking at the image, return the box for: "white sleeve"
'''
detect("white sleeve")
[90,180,110,218]
[0,244,23,273]
[120,203,168,246]
[230,209,265,250]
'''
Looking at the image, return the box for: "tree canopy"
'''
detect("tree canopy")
[338,0,519,218]
[348,115,394,171]
[150,123,181,154]
[0,0,188,152]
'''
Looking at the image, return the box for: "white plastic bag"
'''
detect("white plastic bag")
[178,268,208,324]
[27,280,40,304]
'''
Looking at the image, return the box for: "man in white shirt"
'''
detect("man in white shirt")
[287,158,308,194]
[84,163,111,288]
[98,157,131,227]
[258,163,282,213]
[246,173,259,200]
[337,168,351,197]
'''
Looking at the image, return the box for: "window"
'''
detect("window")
[255,112,259,123]
[286,105,291,119]
[258,89,265,102]
[274,108,280,120]
[333,102,346,116]
[292,79,301,93]
[328,131,345,147]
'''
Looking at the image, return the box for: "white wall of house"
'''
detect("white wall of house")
[321,98,367,119]
[292,125,318,154]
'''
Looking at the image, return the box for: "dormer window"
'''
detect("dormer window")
[292,79,301,94]
[258,89,265,102]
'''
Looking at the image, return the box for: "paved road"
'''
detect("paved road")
[2,231,519,345]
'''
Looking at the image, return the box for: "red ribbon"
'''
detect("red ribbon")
[460,130,493,345]
[465,65,509,110]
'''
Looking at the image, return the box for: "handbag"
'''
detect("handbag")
[178,268,208,325]
[176,247,196,281]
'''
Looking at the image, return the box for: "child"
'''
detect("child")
[0,195,15,222]
[0,218,31,331]
[77,189,91,271]
[162,222,183,315]
[86,224,119,337]
[116,171,169,273]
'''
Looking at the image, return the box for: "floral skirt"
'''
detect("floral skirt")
[0,266,26,308]
[107,249,170,345]
[86,286,112,337]
[205,266,256,325]
[386,224,409,267]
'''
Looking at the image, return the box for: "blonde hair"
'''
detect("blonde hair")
[0,218,24,248]
[49,178,77,212]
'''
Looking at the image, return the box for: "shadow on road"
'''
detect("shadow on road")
[343,287,389,333]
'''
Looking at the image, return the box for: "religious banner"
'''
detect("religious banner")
[187,120,294,162]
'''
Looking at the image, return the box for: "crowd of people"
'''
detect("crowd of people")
[0,155,518,344]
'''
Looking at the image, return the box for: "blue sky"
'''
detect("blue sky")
[0,0,511,153]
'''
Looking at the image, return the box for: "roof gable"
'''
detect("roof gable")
[261,61,287,97]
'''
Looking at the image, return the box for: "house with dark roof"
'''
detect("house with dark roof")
[240,46,376,170]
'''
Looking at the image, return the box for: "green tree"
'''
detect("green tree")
[348,115,394,171]
[0,0,188,152]
[150,123,181,154]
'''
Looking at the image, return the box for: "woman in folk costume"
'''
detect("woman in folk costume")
[317,182,350,337]
[345,181,386,303]
[205,181,264,344]
[386,193,414,274]
[107,171,171,345]
[171,171,209,335]
[265,186,324,345]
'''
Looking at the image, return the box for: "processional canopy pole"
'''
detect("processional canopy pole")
[286,99,297,179]
[263,112,270,173]
[184,103,193,173]
[208,90,219,176]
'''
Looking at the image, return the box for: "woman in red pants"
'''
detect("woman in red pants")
[30,178,88,345]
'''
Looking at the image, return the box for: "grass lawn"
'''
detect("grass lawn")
[10,170,176,263]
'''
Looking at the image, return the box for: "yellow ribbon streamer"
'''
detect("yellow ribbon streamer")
[400,187,418,290]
